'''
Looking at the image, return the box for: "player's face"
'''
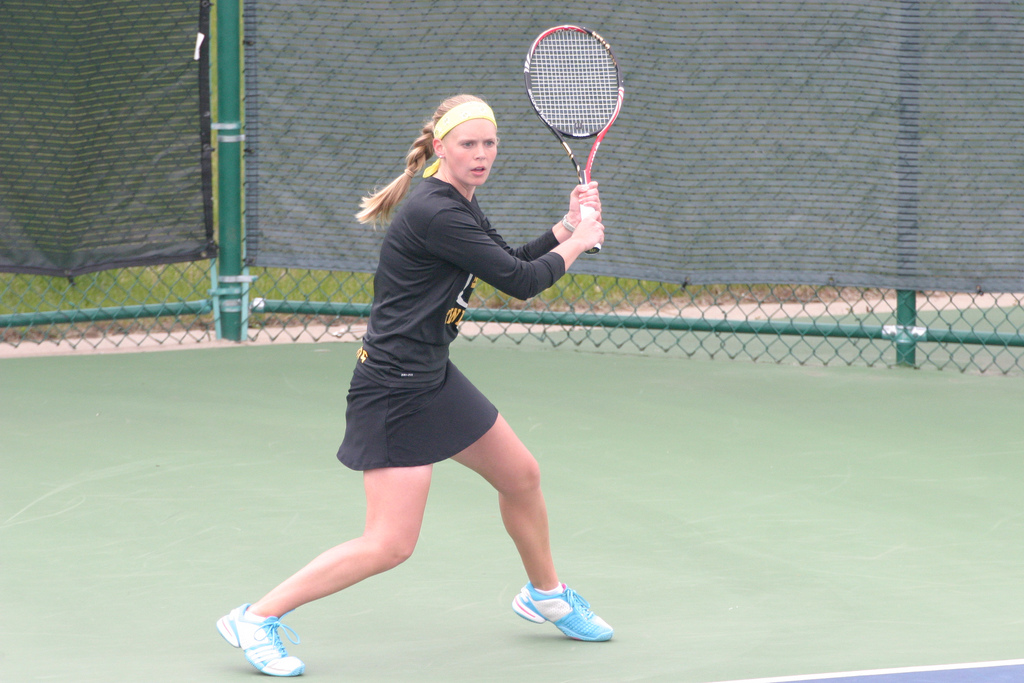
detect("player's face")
[434,119,498,199]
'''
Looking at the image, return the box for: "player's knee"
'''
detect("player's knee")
[523,457,542,491]
[377,535,417,570]
[505,456,542,497]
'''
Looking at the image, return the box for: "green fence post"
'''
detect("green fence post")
[212,0,246,341]
[895,289,918,367]
[893,2,919,369]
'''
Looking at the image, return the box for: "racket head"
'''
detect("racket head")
[524,25,623,140]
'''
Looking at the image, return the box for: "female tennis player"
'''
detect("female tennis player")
[216,94,611,677]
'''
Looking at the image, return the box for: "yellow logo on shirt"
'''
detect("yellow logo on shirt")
[445,307,465,326]
[444,273,478,329]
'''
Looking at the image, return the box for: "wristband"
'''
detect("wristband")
[561,214,576,233]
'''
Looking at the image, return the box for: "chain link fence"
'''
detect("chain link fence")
[4,268,1023,375]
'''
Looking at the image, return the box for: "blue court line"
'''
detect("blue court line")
[713,660,1024,683]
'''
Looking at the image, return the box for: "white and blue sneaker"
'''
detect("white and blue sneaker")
[512,583,613,642]
[217,604,305,677]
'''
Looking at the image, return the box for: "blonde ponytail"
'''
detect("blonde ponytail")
[355,94,488,226]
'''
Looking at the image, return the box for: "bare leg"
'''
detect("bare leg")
[250,464,433,617]
[452,414,560,591]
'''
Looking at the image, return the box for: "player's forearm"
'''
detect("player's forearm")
[552,222,574,244]
[550,238,590,271]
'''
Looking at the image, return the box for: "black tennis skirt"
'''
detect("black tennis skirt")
[336,360,499,471]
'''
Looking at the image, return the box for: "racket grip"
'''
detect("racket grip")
[580,204,602,254]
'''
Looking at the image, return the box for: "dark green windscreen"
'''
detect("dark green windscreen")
[0,1,213,277]
[244,1,1023,293]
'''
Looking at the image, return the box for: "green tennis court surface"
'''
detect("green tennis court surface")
[2,343,1022,682]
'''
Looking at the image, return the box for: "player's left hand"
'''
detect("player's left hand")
[567,182,601,226]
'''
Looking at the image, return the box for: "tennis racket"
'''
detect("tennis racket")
[524,25,624,253]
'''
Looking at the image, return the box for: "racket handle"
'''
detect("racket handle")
[580,204,602,254]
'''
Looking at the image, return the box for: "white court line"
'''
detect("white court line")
[709,659,1024,683]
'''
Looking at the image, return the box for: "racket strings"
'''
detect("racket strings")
[529,31,619,136]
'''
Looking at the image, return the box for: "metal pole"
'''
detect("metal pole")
[895,289,918,367]
[895,1,920,367]
[213,0,245,341]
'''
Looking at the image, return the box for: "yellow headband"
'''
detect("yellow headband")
[422,101,497,178]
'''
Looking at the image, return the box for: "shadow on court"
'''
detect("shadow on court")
[1,342,1022,682]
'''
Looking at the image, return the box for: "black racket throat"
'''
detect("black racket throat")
[552,133,584,183]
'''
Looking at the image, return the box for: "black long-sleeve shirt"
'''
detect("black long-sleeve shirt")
[358,178,565,386]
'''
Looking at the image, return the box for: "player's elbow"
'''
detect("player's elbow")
[503,282,544,301]
[496,268,555,301]
[504,287,536,301]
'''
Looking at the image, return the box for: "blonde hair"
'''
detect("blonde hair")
[355,94,488,226]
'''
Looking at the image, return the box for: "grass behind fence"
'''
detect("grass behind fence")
[1,265,883,320]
